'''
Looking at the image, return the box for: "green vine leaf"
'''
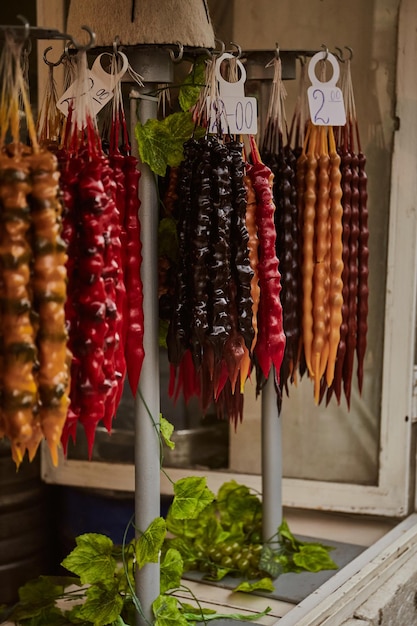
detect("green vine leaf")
[259,545,284,579]
[217,480,262,529]
[234,577,275,593]
[153,594,188,626]
[182,605,273,622]
[164,112,198,167]
[135,118,170,177]
[11,606,70,626]
[136,517,167,568]
[278,519,301,551]
[160,548,183,593]
[69,582,123,626]
[293,544,338,573]
[170,476,214,520]
[135,111,204,177]
[160,415,175,450]
[62,534,116,586]
[178,56,206,111]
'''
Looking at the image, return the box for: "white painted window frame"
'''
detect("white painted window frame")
[38,0,417,518]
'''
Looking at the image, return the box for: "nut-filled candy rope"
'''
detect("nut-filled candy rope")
[327,145,352,404]
[300,123,317,377]
[228,140,255,356]
[343,145,360,408]
[312,126,330,403]
[325,127,344,388]
[28,150,70,466]
[356,125,369,394]
[243,174,260,356]
[248,136,286,386]
[0,153,37,465]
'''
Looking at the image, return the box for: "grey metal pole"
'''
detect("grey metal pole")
[128,48,173,626]
[130,87,160,626]
[261,372,283,544]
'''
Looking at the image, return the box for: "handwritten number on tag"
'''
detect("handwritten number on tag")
[312,89,330,125]
[208,97,257,134]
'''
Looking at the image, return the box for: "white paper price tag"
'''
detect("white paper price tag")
[307,51,346,126]
[57,52,129,119]
[207,52,257,135]
[207,95,257,135]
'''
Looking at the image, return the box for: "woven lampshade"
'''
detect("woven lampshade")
[66,0,216,48]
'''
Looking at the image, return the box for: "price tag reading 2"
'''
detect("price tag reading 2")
[207,52,257,135]
[57,52,128,119]
[307,51,346,126]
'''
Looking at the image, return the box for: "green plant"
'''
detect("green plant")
[164,479,337,589]
[134,56,206,177]
[0,469,337,626]
[0,475,274,626]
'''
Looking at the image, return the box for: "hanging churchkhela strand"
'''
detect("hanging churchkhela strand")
[167,134,255,427]
[326,51,369,407]
[54,50,136,457]
[261,54,302,407]
[0,33,70,466]
[246,136,286,396]
[166,48,288,425]
[296,120,344,405]
[105,52,144,413]
[289,58,310,382]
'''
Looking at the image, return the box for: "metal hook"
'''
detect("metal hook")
[321,43,329,60]
[228,41,242,59]
[214,38,226,54]
[70,25,96,52]
[169,41,184,63]
[275,42,280,59]
[64,40,76,58]
[43,45,65,67]
[334,47,345,62]
[16,14,30,40]
[113,35,120,54]
[345,46,353,61]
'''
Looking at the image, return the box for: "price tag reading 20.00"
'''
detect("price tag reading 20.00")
[207,95,257,135]
[207,52,257,135]
[307,51,346,126]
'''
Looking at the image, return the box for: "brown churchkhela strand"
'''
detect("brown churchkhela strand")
[343,147,360,408]
[356,143,369,393]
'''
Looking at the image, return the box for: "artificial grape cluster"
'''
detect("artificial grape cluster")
[193,537,264,580]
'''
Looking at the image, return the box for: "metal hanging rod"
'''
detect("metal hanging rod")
[0,15,96,51]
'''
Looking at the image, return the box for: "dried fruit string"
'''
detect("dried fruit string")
[0,33,70,466]
[261,55,301,407]
[246,135,286,397]
[297,121,344,404]
[327,52,369,406]
[56,50,131,456]
[167,134,255,426]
